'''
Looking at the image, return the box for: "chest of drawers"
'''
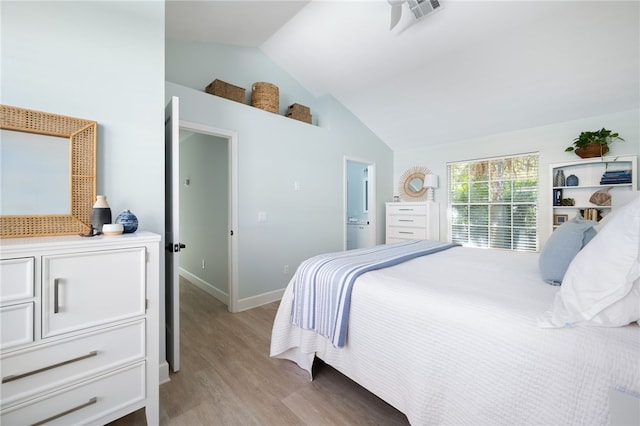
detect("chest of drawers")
[385,202,440,244]
[0,232,160,425]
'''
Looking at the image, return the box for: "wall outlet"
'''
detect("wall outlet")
[258,211,267,222]
[283,264,289,274]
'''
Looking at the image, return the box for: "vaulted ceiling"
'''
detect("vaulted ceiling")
[166,1,640,151]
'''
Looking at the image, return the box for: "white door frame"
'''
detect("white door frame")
[344,156,377,249]
[179,120,239,313]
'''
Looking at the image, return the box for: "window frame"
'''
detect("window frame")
[447,152,539,252]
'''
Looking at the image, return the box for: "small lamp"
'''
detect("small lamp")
[423,174,438,202]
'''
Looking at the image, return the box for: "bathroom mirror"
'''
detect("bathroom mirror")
[398,165,430,201]
[0,105,97,238]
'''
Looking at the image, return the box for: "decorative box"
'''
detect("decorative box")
[205,79,246,104]
[286,103,312,124]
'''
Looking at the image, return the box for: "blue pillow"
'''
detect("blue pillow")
[539,215,598,285]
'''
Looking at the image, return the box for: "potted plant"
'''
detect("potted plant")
[565,128,624,158]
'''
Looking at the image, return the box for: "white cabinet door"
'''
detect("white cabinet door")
[42,248,146,338]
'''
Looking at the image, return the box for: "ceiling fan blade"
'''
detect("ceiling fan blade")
[388,0,405,30]
[390,4,402,30]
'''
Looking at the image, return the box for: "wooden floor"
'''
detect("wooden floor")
[109,277,409,425]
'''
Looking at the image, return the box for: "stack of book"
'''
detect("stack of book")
[600,170,632,184]
[581,208,601,222]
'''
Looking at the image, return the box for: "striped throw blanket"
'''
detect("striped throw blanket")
[291,240,459,347]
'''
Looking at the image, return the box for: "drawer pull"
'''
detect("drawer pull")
[54,278,60,314]
[2,351,98,384]
[30,397,97,426]
[399,231,415,235]
[398,219,414,222]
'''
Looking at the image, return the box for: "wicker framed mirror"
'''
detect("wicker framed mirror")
[398,165,431,201]
[0,105,96,238]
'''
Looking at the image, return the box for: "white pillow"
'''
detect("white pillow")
[538,195,640,328]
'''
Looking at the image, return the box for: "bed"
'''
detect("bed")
[271,197,640,425]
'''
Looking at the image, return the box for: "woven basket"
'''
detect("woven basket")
[286,103,312,124]
[205,79,246,104]
[251,82,279,113]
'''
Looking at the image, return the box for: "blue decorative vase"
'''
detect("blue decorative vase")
[115,210,138,233]
[566,174,579,186]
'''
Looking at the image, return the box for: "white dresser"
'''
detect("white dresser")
[385,202,440,244]
[0,232,160,425]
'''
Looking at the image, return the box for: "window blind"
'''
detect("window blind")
[447,153,539,252]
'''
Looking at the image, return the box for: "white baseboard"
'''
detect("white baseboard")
[236,288,285,312]
[179,267,285,312]
[179,268,229,305]
[159,361,170,385]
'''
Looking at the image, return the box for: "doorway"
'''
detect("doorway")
[344,157,376,250]
[165,99,238,373]
[177,120,239,315]
[178,130,231,306]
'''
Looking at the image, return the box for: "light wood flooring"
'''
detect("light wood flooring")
[109,277,409,425]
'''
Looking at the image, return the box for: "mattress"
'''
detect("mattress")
[271,246,640,425]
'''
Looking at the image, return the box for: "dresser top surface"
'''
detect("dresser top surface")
[386,201,429,206]
[1,231,160,254]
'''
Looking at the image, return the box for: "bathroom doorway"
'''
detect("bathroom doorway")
[344,158,376,250]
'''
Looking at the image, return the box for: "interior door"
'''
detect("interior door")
[165,96,182,372]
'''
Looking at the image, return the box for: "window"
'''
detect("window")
[447,153,539,252]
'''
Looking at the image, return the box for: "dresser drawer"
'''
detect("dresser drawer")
[0,303,34,350]
[387,214,426,227]
[42,247,146,338]
[387,204,427,215]
[0,257,34,303]
[1,362,145,426]
[1,320,144,407]
[386,227,426,240]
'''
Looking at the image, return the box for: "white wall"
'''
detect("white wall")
[394,109,640,247]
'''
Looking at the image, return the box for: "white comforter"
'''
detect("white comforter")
[270,246,640,425]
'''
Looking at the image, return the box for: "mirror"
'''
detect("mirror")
[1,130,70,215]
[398,165,430,201]
[407,177,423,193]
[0,105,96,238]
